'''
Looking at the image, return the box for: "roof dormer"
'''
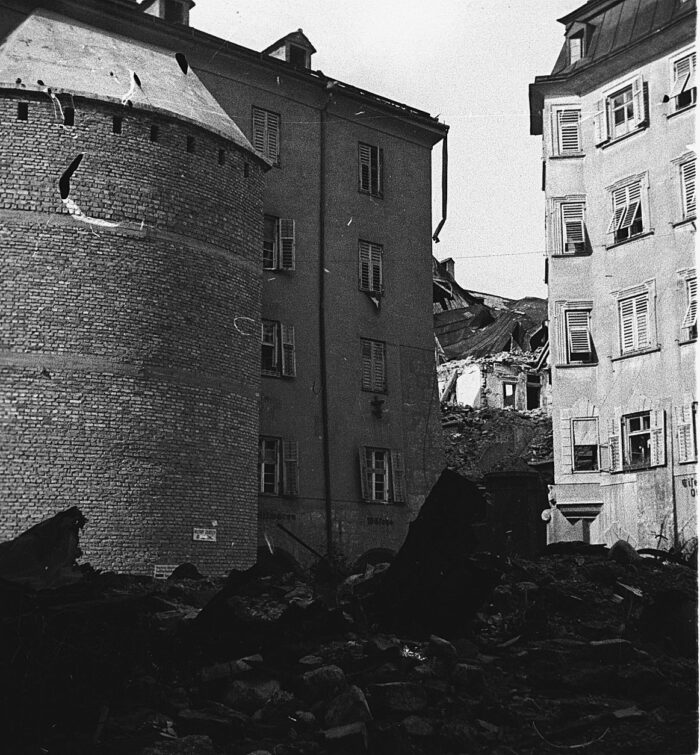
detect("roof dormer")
[141,0,195,26]
[262,29,316,69]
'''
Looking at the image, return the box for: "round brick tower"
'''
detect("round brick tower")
[0,11,266,574]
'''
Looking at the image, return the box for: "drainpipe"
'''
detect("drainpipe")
[318,88,334,559]
[432,130,449,243]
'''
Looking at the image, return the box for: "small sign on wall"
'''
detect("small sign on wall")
[193,527,217,542]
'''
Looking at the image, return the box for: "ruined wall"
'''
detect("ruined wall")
[0,92,264,574]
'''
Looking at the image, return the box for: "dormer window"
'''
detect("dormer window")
[141,0,193,26]
[569,33,584,64]
[262,30,316,70]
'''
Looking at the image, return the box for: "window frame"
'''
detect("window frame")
[571,417,599,472]
[608,181,644,243]
[358,142,384,197]
[554,107,583,156]
[261,320,296,377]
[252,106,281,165]
[263,215,296,271]
[259,436,281,495]
[594,74,646,147]
[359,446,406,504]
[681,275,697,341]
[259,437,299,497]
[680,159,696,220]
[623,411,653,470]
[565,308,594,364]
[618,293,650,355]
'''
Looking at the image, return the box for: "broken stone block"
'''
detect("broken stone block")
[200,659,253,682]
[324,685,372,727]
[427,635,458,666]
[323,721,367,747]
[452,663,484,690]
[298,654,323,667]
[402,715,434,737]
[368,682,428,713]
[293,710,316,726]
[301,665,347,701]
[177,703,248,738]
[608,540,641,565]
[140,735,217,754]
[224,677,282,713]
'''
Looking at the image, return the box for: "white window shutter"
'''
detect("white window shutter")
[361,339,372,390]
[593,99,608,145]
[371,243,383,293]
[632,76,645,127]
[566,310,592,357]
[560,416,573,473]
[561,203,585,253]
[282,440,299,496]
[266,112,280,163]
[682,277,697,330]
[619,298,636,353]
[675,405,695,463]
[649,408,666,467]
[635,295,650,348]
[681,161,696,217]
[359,242,371,291]
[609,414,623,472]
[390,450,406,503]
[279,219,296,270]
[281,324,296,377]
[359,447,370,502]
[558,109,581,153]
[551,203,564,255]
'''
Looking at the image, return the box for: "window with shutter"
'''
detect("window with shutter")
[675,404,697,463]
[358,241,383,294]
[681,160,696,218]
[358,143,383,196]
[261,320,278,374]
[279,219,296,270]
[263,215,278,270]
[259,437,280,494]
[281,324,296,377]
[681,276,697,340]
[361,338,386,393]
[557,109,582,154]
[607,181,643,242]
[561,202,586,253]
[609,415,623,472]
[572,418,599,471]
[670,52,697,110]
[565,309,593,363]
[282,441,299,496]
[618,294,650,354]
[252,107,280,164]
[360,447,404,503]
[390,450,406,503]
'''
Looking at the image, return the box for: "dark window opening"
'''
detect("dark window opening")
[615,203,643,242]
[17,102,28,121]
[288,45,307,67]
[218,148,226,165]
[677,88,696,110]
[572,418,599,471]
[186,136,195,153]
[526,384,540,410]
[244,163,250,177]
[112,116,122,134]
[623,412,651,469]
[63,107,75,127]
[164,0,185,24]
[150,124,159,142]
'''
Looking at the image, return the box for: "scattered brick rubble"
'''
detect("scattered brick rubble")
[0,494,696,754]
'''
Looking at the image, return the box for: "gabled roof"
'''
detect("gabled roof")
[262,29,317,56]
[0,9,258,156]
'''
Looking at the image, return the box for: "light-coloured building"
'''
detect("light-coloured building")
[530,0,697,550]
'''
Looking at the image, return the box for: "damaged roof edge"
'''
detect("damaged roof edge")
[44,0,447,134]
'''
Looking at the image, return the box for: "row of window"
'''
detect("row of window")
[558,273,696,366]
[259,440,406,503]
[562,404,697,474]
[554,50,695,155]
[262,224,385,297]
[551,157,696,256]
[262,323,387,391]
[252,106,384,195]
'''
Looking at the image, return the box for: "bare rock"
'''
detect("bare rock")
[324,685,372,727]
[452,663,484,690]
[402,715,434,737]
[301,664,347,700]
[140,735,216,754]
[609,540,641,564]
[224,677,282,713]
[368,682,428,713]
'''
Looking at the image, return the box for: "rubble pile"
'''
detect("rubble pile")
[0,504,696,754]
[442,405,553,478]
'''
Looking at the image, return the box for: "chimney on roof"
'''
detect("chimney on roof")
[141,0,195,26]
[440,257,455,279]
[262,29,317,70]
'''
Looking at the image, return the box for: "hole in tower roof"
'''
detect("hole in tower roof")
[175,52,189,75]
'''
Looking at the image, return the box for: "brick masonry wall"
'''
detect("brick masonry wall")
[0,92,264,575]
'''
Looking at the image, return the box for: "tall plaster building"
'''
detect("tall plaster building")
[0,0,447,572]
[530,0,696,549]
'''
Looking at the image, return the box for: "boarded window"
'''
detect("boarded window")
[358,142,383,196]
[252,107,280,164]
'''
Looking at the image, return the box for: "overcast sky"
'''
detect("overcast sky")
[191,1,581,300]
